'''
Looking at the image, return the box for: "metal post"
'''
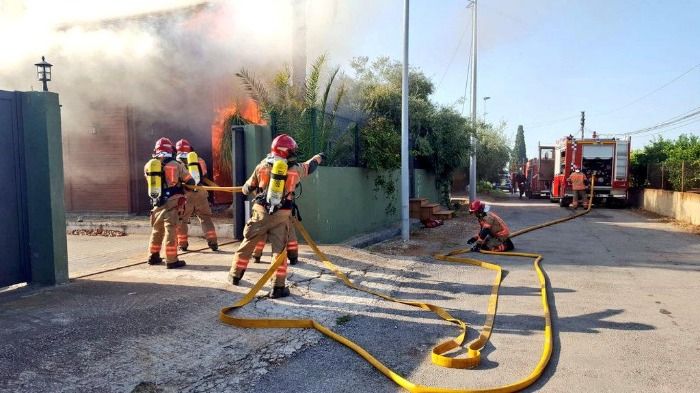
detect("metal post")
[468,0,478,202]
[661,164,664,190]
[232,126,246,240]
[353,123,360,166]
[401,0,410,241]
[681,160,685,192]
[580,111,585,139]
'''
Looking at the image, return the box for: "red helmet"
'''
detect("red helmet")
[175,139,193,153]
[153,137,174,158]
[469,199,485,214]
[271,134,298,158]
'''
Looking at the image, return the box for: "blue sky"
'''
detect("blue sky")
[326,0,700,158]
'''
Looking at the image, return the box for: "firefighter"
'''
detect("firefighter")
[466,199,514,252]
[568,166,588,209]
[515,171,528,199]
[144,137,195,268]
[174,139,218,251]
[228,134,324,298]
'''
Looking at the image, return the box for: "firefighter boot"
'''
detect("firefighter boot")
[148,253,163,265]
[179,242,189,251]
[254,256,262,263]
[289,257,298,266]
[229,269,245,285]
[208,241,219,251]
[269,286,290,299]
[166,260,187,269]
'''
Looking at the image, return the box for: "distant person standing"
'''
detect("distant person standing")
[515,171,527,199]
[568,166,588,209]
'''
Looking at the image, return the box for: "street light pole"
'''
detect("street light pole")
[468,0,478,202]
[401,0,410,241]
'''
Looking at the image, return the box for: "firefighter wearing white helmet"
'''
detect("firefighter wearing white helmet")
[228,134,324,299]
[567,165,588,209]
[144,137,195,268]
[466,199,514,252]
[174,139,218,251]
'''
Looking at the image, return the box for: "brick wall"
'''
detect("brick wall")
[63,107,130,213]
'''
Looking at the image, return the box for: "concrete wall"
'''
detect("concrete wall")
[640,188,700,226]
[294,167,438,243]
[21,92,68,285]
[240,126,440,243]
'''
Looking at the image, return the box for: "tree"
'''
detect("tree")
[512,125,527,167]
[347,56,476,206]
[475,122,511,183]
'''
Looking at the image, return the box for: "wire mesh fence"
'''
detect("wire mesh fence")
[646,161,700,192]
[271,109,363,167]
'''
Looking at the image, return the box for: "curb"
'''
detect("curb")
[66,218,234,237]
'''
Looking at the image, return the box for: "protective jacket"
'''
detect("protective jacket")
[477,212,510,243]
[144,158,192,206]
[242,155,320,211]
[568,171,587,191]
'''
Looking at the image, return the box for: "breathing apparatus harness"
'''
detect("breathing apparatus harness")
[146,156,184,207]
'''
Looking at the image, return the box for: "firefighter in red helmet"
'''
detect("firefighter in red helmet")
[228,134,324,298]
[174,139,218,251]
[466,199,514,252]
[144,137,195,268]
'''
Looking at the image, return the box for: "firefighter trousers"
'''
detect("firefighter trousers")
[230,205,292,287]
[484,236,515,252]
[252,219,298,262]
[177,189,217,246]
[149,197,181,263]
[572,190,588,209]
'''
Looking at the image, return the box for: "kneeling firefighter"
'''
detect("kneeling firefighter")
[228,134,324,298]
[175,139,218,251]
[145,137,196,268]
[466,199,515,252]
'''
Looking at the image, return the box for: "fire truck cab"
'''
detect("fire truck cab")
[523,145,555,198]
[550,135,630,207]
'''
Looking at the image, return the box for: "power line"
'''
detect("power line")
[595,62,700,117]
[616,105,700,137]
[526,61,700,130]
[437,20,470,90]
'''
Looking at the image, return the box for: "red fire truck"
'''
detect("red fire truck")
[523,145,555,198]
[550,135,631,207]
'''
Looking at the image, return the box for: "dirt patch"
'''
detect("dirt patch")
[69,229,127,237]
[368,217,479,257]
[631,208,700,235]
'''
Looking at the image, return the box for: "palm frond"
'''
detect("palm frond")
[319,66,341,133]
[236,68,271,113]
[304,53,326,108]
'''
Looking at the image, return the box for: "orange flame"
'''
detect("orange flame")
[211,99,265,204]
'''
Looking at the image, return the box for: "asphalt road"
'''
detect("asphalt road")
[250,197,700,393]
[1,197,699,393]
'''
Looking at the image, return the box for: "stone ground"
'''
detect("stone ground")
[2,196,700,392]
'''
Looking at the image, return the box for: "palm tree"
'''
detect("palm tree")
[234,54,347,160]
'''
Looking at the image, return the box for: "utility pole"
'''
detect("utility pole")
[580,111,585,139]
[468,0,478,202]
[401,0,410,241]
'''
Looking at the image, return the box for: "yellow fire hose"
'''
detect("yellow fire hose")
[217,180,596,392]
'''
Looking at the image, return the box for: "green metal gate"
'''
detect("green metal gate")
[0,91,29,287]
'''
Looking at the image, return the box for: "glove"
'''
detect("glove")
[470,244,481,252]
[467,236,477,245]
